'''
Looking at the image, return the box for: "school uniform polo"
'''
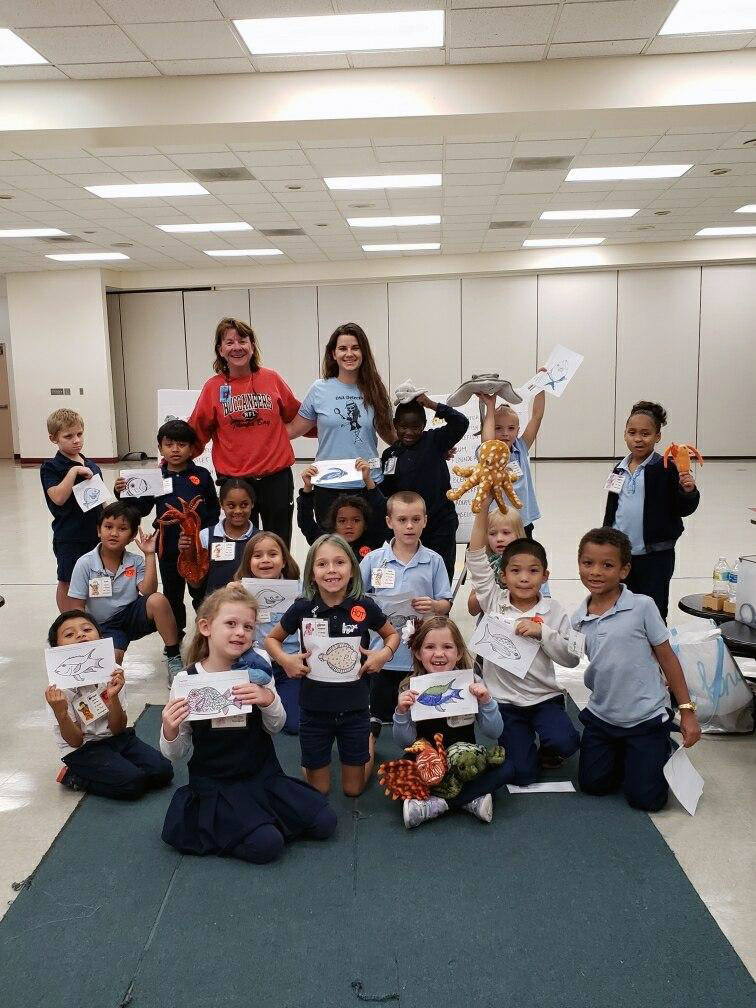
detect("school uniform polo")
[572,586,670,728]
[68,545,145,625]
[507,437,540,527]
[612,454,654,555]
[360,541,451,671]
[40,452,104,580]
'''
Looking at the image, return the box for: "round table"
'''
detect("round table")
[719,620,756,661]
[677,593,732,626]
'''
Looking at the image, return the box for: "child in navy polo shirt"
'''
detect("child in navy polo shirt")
[381,392,468,580]
[266,534,399,798]
[40,408,104,613]
[115,419,219,636]
[65,502,183,681]
[573,527,701,812]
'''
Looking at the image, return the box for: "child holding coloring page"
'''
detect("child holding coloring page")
[392,617,514,829]
[266,534,399,798]
[467,507,527,617]
[492,375,546,537]
[161,584,336,865]
[297,457,388,555]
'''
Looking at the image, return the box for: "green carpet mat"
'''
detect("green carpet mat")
[1,704,754,1008]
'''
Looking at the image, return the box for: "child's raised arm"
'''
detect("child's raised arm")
[469,491,492,551]
[521,370,548,449]
[479,392,497,442]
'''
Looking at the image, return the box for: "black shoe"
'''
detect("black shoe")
[538,749,566,771]
[56,766,85,792]
[370,718,382,739]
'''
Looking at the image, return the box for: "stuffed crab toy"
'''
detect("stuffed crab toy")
[378,735,506,802]
[447,439,523,516]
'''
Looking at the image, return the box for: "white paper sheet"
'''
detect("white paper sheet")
[72,474,115,512]
[663,745,704,815]
[507,781,576,794]
[119,469,166,498]
[45,637,116,690]
[310,458,381,486]
[304,635,362,683]
[409,668,477,722]
[469,615,540,678]
[517,344,584,400]
[241,579,300,617]
[172,669,253,722]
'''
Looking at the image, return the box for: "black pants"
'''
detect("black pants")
[625,548,675,622]
[218,467,294,548]
[524,523,534,539]
[159,552,203,634]
[63,729,174,800]
[420,524,458,582]
[313,484,371,527]
[370,668,408,723]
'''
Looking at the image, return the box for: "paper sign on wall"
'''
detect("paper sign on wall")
[517,344,584,400]
[469,615,539,678]
[72,475,115,513]
[304,635,362,683]
[172,669,252,722]
[409,668,477,722]
[119,469,166,498]
[45,636,116,690]
[157,389,215,479]
[311,458,381,486]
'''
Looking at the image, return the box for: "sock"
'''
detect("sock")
[165,643,180,658]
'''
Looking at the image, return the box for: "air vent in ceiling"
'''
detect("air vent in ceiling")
[510,156,574,172]
[187,168,256,183]
[45,234,85,243]
[258,228,305,237]
[489,220,532,229]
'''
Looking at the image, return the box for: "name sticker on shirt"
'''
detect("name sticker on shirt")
[211,714,247,729]
[507,460,523,480]
[211,541,236,562]
[371,567,396,589]
[567,629,586,659]
[75,690,109,724]
[257,607,271,623]
[161,477,173,495]
[303,618,328,639]
[88,576,112,598]
[383,456,397,475]
[604,472,626,494]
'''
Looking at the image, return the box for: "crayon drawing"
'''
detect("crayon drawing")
[409,669,477,723]
[304,635,362,683]
[173,670,253,722]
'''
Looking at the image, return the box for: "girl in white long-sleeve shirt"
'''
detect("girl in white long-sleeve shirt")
[160,583,336,864]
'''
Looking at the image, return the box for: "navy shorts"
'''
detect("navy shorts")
[99,595,155,653]
[299,707,371,769]
[54,540,95,583]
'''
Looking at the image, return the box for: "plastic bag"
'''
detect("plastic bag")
[669,624,754,734]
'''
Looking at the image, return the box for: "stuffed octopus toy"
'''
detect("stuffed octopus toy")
[378,736,506,802]
[154,495,209,587]
[447,439,523,516]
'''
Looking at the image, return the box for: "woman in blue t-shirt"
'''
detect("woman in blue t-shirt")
[286,323,394,524]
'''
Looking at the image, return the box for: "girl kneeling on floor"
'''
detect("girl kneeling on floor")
[160,583,336,864]
[392,616,514,829]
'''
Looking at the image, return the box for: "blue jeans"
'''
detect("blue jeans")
[498,695,580,786]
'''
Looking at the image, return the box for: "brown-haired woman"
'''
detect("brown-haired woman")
[188,318,303,547]
[285,322,394,523]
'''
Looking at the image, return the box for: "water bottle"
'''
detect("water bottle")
[729,561,739,602]
[712,557,730,598]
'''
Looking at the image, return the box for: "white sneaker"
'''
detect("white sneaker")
[165,653,183,685]
[463,793,493,823]
[402,796,449,829]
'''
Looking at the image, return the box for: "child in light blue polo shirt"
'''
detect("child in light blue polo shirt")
[493,389,546,537]
[360,491,451,729]
[572,527,701,812]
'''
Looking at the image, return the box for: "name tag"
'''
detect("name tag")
[212,714,247,729]
[75,690,109,724]
[257,607,271,623]
[219,384,231,403]
[383,456,397,475]
[604,472,626,494]
[161,477,173,495]
[371,567,396,589]
[508,460,523,480]
[88,576,112,598]
[211,541,236,562]
[567,629,586,658]
[303,618,328,638]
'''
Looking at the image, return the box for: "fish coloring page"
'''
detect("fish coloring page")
[172,670,253,722]
[241,579,300,618]
[119,469,167,498]
[72,475,115,513]
[45,636,116,690]
[409,668,477,722]
[303,635,362,683]
[516,344,584,401]
[469,615,540,679]
[310,458,381,486]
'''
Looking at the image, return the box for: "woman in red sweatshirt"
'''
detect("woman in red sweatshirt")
[188,318,309,547]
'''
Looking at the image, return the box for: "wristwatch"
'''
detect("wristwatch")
[678,702,697,713]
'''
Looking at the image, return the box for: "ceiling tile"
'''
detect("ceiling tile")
[548,38,646,58]
[250,54,350,71]
[513,138,585,155]
[97,154,179,171]
[375,145,444,161]
[238,149,311,167]
[16,25,146,62]
[448,7,559,47]
[553,0,675,42]
[446,142,514,159]
[168,152,244,169]
[581,136,660,154]
[61,61,160,78]
[501,169,567,193]
[349,49,445,67]
[0,1,111,27]
[652,132,734,151]
[216,1,334,16]
[33,155,108,172]
[0,64,68,79]
[647,31,754,54]
[126,21,245,60]
[98,1,224,21]
[156,58,254,74]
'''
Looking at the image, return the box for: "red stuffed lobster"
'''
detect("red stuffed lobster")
[155,496,209,587]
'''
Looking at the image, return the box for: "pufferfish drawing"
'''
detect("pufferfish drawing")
[415,680,465,713]
[318,642,360,675]
[185,687,246,716]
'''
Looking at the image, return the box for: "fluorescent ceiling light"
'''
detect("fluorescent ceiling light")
[348,215,440,227]
[363,242,440,252]
[540,209,638,220]
[0,228,68,237]
[234,11,444,55]
[46,252,129,261]
[86,183,208,199]
[735,204,756,213]
[523,238,605,248]
[660,0,756,34]
[0,28,47,65]
[695,226,756,236]
[566,165,692,181]
[157,222,252,233]
[325,174,442,190]
[204,248,284,257]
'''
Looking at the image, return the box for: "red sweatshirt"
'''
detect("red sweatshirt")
[188,369,300,478]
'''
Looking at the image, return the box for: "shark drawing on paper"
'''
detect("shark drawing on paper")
[318,467,348,482]
[185,687,246,717]
[416,680,465,713]
[53,648,107,683]
[478,622,522,662]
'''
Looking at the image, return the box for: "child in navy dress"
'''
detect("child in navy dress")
[46,610,173,799]
[297,457,388,558]
[194,478,258,600]
[392,616,514,829]
[266,534,399,798]
[160,584,336,865]
[233,531,302,734]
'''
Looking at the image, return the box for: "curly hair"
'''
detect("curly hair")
[627,400,667,433]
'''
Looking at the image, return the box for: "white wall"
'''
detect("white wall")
[0,287,18,455]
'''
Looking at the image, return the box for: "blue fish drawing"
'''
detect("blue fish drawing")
[319,467,348,481]
[478,622,522,662]
[416,680,465,713]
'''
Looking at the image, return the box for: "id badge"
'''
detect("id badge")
[371,567,396,589]
[161,476,173,495]
[88,576,112,598]
[303,618,328,638]
[567,629,586,658]
[76,690,108,724]
[211,541,236,562]
[508,460,523,480]
[604,472,626,494]
[212,714,247,729]
[219,384,231,403]
[383,456,397,475]
[257,607,271,624]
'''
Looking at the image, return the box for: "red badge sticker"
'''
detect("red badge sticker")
[358,545,371,558]
[123,566,136,578]
[350,605,366,622]
[189,475,200,485]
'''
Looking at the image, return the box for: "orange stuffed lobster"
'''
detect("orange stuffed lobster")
[378,734,448,801]
[663,443,704,473]
[155,495,209,587]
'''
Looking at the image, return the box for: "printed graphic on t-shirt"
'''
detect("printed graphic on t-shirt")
[222,391,274,429]
[334,398,367,450]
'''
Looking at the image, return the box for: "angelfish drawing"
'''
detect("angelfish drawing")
[186,687,245,716]
[416,680,465,713]
[53,648,106,683]
[479,623,522,661]
[320,642,359,675]
[254,587,286,609]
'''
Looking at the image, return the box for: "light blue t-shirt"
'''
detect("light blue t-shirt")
[489,437,540,526]
[572,586,670,728]
[360,541,452,671]
[299,378,383,490]
[68,545,145,625]
[612,453,654,556]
